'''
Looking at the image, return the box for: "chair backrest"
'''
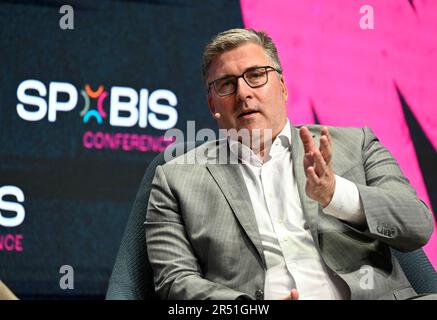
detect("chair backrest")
[106,143,437,299]
[106,142,199,300]
[391,248,437,294]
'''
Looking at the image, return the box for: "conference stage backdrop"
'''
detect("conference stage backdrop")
[0,0,436,299]
[0,0,243,298]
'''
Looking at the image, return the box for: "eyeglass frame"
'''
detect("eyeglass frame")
[207,65,282,97]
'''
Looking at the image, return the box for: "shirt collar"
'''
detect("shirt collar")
[228,120,292,165]
[274,120,292,150]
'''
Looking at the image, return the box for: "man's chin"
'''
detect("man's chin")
[236,120,268,132]
[235,125,273,140]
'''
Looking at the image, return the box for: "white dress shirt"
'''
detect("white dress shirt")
[228,121,364,300]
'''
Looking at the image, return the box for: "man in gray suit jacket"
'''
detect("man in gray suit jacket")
[145,28,434,300]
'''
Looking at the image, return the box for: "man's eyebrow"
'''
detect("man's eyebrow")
[215,65,264,79]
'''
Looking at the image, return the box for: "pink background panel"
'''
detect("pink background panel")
[241,0,437,269]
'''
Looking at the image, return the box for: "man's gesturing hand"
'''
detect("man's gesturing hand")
[299,126,335,208]
[281,288,299,300]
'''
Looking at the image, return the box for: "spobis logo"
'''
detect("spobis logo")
[16,80,178,152]
[0,185,25,252]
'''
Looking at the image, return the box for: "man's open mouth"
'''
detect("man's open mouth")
[238,110,259,118]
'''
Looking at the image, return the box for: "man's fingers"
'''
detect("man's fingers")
[303,152,314,172]
[321,126,330,139]
[281,288,299,300]
[313,150,326,177]
[320,127,332,164]
[306,166,320,185]
[290,288,299,300]
[322,126,332,145]
[299,126,316,154]
[304,127,335,206]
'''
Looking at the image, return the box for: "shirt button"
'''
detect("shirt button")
[283,236,289,242]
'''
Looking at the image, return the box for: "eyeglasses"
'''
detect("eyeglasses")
[208,66,282,97]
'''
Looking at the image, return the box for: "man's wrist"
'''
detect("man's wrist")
[320,176,336,208]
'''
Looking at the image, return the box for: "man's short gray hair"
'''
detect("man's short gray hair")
[201,28,283,88]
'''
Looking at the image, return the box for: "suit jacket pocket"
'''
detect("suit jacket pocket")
[318,225,392,275]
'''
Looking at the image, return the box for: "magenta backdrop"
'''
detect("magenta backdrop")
[241,0,437,269]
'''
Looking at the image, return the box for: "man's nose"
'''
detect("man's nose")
[235,77,253,101]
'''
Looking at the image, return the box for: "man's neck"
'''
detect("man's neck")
[253,120,289,162]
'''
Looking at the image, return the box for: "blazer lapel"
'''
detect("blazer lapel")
[206,161,266,269]
[290,126,320,246]
[205,127,321,266]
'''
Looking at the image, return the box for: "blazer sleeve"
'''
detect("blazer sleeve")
[355,126,434,252]
[145,165,253,300]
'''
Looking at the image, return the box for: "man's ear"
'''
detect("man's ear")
[207,92,216,116]
[280,75,288,102]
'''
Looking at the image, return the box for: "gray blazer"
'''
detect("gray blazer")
[145,125,434,300]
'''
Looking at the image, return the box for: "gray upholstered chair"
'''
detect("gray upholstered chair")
[106,142,199,300]
[106,144,437,300]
